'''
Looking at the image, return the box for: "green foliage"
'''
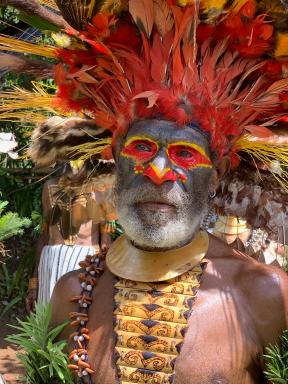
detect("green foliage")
[0,248,34,318]
[0,169,42,233]
[264,329,288,383]
[0,5,19,31]
[17,12,60,32]
[0,70,54,236]
[0,200,8,214]
[6,303,73,384]
[0,203,31,241]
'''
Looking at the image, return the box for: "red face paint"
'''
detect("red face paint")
[121,137,211,185]
[143,164,178,185]
[121,138,158,163]
[167,143,212,170]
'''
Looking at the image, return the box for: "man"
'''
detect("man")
[51,119,288,384]
[1,1,288,382]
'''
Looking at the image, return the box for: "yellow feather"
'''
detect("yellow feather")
[0,111,47,123]
[0,82,69,124]
[37,0,59,10]
[0,35,57,58]
[233,135,288,191]
[200,0,227,12]
[230,0,250,12]
[68,139,112,161]
[87,0,97,18]
[177,0,194,6]
[274,33,288,58]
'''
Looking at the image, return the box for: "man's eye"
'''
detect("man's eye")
[135,143,151,152]
[177,149,193,158]
[121,139,157,161]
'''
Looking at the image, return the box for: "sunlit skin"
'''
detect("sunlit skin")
[51,120,288,384]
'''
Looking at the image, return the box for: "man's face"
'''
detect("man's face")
[115,119,214,250]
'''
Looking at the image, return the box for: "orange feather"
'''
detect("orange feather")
[153,0,174,37]
[129,0,154,37]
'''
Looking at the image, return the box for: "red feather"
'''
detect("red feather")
[245,125,273,137]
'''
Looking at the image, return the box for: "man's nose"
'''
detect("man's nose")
[143,151,177,185]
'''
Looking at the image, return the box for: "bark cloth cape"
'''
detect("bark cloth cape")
[1,0,288,238]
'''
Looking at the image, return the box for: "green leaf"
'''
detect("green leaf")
[18,11,60,32]
[47,320,69,341]
[0,211,31,241]
[0,200,9,215]
[264,329,288,383]
[6,303,74,384]
[0,295,22,318]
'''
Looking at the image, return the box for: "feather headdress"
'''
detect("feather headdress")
[1,0,288,232]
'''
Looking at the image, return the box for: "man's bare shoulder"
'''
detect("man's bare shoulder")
[238,256,288,309]
[239,258,288,344]
[208,234,288,342]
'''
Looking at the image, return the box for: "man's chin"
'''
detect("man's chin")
[117,206,195,250]
[127,224,192,250]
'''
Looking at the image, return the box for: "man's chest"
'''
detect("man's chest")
[72,270,264,384]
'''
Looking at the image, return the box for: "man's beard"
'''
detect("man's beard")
[115,179,208,250]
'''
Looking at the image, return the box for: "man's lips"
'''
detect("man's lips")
[135,202,176,212]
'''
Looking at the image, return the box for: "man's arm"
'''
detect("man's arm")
[50,270,81,341]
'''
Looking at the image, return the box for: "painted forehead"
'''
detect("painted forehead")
[126,119,210,150]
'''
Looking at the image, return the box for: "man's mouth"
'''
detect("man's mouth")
[135,201,176,213]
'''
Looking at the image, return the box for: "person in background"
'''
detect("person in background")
[26,117,117,312]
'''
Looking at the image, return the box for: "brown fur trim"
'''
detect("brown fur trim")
[29,116,108,167]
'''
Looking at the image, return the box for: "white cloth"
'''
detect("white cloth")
[38,244,95,305]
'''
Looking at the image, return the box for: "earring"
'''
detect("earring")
[208,190,216,199]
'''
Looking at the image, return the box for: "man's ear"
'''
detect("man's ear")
[209,156,230,192]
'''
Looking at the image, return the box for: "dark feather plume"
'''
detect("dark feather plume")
[0,53,54,79]
[54,0,101,30]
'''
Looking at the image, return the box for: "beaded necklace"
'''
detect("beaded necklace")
[68,254,104,381]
